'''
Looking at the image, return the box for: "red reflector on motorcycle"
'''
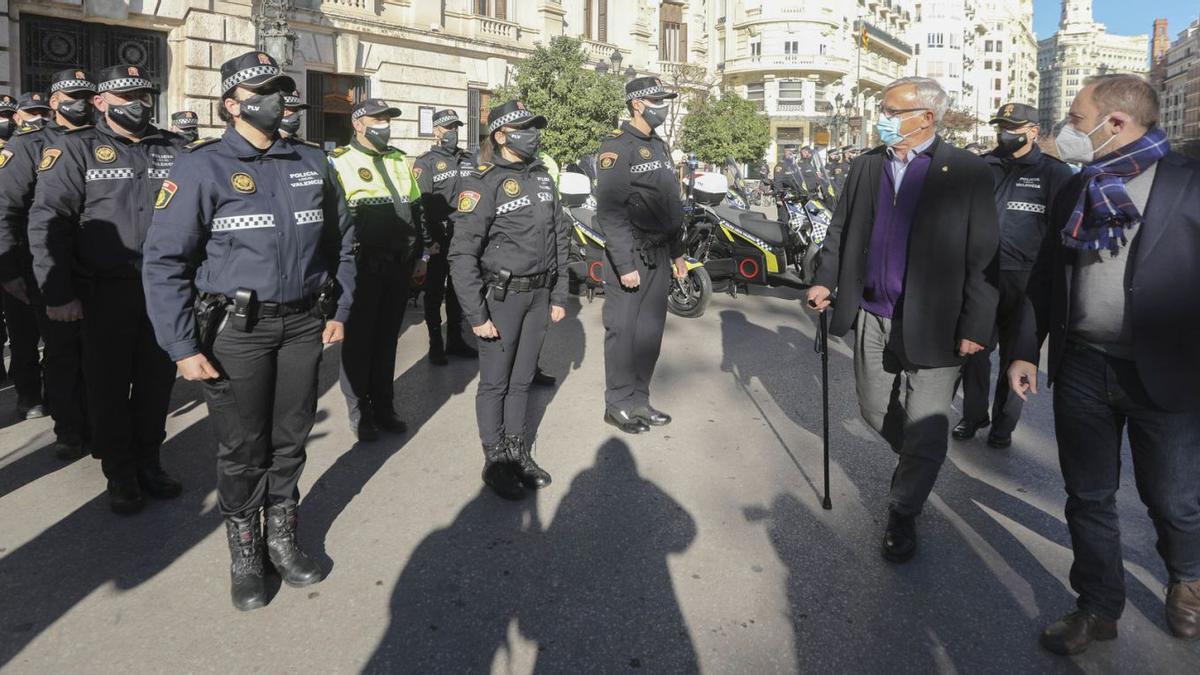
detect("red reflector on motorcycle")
[588,261,605,283]
[738,258,760,280]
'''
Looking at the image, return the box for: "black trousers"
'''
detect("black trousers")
[35,311,87,443]
[475,286,550,448]
[3,289,42,405]
[423,249,463,333]
[339,255,411,423]
[203,312,324,517]
[602,243,669,410]
[80,279,176,480]
[960,269,1032,434]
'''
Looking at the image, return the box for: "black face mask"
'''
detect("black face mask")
[279,112,303,136]
[994,130,1029,158]
[177,129,199,143]
[238,92,284,134]
[0,119,11,142]
[57,98,93,127]
[440,128,459,149]
[641,102,670,130]
[364,123,391,152]
[108,99,152,134]
[504,128,541,161]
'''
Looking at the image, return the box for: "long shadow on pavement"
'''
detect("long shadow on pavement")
[365,438,698,673]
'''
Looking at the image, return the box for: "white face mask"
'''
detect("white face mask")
[1055,117,1116,165]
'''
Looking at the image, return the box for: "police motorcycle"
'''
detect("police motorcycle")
[558,170,712,318]
[774,183,832,285]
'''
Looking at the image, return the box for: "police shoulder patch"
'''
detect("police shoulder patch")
[457,190,481,213]
[436,160,448,171]
[329,146,351,159]
[184,137,220,152]
[638,146,652,159]
[502,178,521,197]
[598,152,619,170]
[0,149,12,169]
[358,167,373,182]
[155,180,178,209]
[230,172,256,194]
[94,145,117,164]
[38,148,62,172]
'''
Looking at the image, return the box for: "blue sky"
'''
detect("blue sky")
[1032,0,1199,41]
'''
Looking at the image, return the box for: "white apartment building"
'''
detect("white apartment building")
[1160,18,1199,144]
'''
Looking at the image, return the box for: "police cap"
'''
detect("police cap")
[171,111,199,129]
[352,98,401,121]
[486,100,546,134]
[97,65,159,94]
[17,92,51,112]
[0,94,15,114]
[432,108,464,129]
[49,69,96,95]
[624,76,677,102]
[284,90,310,110]
[219,51,295,98]
[989,102,1038,126]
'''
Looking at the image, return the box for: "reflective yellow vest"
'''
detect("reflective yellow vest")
[330,142,422,251]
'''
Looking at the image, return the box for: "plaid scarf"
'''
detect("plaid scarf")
[1061,127,1170,255]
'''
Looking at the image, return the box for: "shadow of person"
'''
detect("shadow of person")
[0,343,345,667]
[526,295,585,439]
[364,488,542,674]
[298,344,477,575]
[521,438,699,672]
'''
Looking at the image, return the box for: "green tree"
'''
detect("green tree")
[939,107,980,145]
[492,36,625,164]
[678,91,770,164]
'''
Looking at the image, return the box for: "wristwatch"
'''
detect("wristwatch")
[421,250,432,263]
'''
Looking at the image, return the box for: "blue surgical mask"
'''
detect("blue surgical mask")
[876,111,921,147]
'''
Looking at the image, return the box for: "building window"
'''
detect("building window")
[784,40,800,56]
[660,2,687,63]
[582,0,608,42]
[778,80,804,107]
[747,82,764,110]
[467,87,494,151]
[476,0,508,19]
[985,40,993,53]
[927,33,944,49]
[305,71,367,148]
[750,41,761,59]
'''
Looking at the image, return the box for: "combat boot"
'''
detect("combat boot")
[507,433,551,489]
[264,503,324,587]
[428,325,448,366]
[482,440,524,500]
[224,511,267,611]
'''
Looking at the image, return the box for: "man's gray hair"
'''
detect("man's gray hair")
[883,77,950,122]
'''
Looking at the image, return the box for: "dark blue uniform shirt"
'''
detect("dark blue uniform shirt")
[142,128,356,362]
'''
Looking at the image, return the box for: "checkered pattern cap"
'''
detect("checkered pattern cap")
[49,69,96,94]
[624,76,677,102]
[17,92,51,111]
[486,100,547,134]
[219,51,295,98]
[97,65,158,93]
[352,98,402,120]
[171,111,199,129]
[284,90,310,110]
[0,95,16,113]
[432,109,463,128]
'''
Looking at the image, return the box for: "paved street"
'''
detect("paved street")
[1,287,1198,674]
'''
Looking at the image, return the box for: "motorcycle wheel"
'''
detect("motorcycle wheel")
[668,266,713,319]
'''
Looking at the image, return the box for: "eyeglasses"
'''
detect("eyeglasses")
[878,106,928,117]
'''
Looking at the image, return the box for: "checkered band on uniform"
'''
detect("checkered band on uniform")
[212,214,277,232]
[149,168,171,179]
[625,85,666,101]
[84,168,135,182]
[495,195,531,215]
[487,109,533,133]
[284,94,303,107]
[51,79,95,93]
[294,209,324,225]
[351,107,369,120]
[221,65,279,95]
[348,196,399,208]
[98,77,153,93]
[433,114,457,127]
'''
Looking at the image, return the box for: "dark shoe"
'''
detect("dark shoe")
[532,369,557,387]
[53,439,87,461]
[632,406,672,427]
[604,408,651,435]
[265,503,324,587]
[353,413,379,442]
[1040,610,1117,655]
[446,331,479,358]
[952,417,989,440]
[507,434,551,489]
[373,407,408,434]
[17,399,47,420]
[482,441,524,500]
[881,510,917,563]
[986,430,1013,449]
[107,477,145,515]
[137,465,183,499]
[428,326,448,366]
[1167,580,1200,640]
[225,512,268,611]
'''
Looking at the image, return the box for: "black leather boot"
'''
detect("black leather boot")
[373,404,408,434]
[137,464,183,499]
[353,408,379,442]
[482,440,524,500]
[507,433,551,489]
[446,328,478,358]
[264,503,324,587]
[225,511,268,611]
[428,325,448,366]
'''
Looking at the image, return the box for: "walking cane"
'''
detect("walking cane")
[815,309,832,510]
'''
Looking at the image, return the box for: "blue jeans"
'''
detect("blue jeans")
[1053,342,1200,621]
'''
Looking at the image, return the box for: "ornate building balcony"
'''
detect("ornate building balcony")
[724,53,851,78]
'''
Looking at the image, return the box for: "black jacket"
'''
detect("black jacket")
[0,120,66,284]
[413,143,471,246]
[812,136,1000,368]
[449,156,571,327]
[594,122,684,275]
[983,145,1074,271]
[1014,151,1200,412]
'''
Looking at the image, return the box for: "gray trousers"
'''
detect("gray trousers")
[602,242,670,410]
[476,287,550,448]
[854,310,961,516]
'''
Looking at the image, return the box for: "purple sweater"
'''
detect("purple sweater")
[860,153,933,318]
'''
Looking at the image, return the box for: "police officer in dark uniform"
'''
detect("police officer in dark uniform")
[414,108,478,365]
[143,51,356,611]
[0,94,14,383]
[27,65,185,513]
[0,92,55,421]
[954,102,1074,448]
[596,77,688,434]
[329,98,428,441]
[278,90,308,140]
[170,111,200,143]
[450,100,567,499]
[0,72,95,458]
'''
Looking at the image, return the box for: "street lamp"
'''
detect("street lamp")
[255,0,297,66]
[596,61,609,76]
[624,65,637,81]
[610,49,623,72]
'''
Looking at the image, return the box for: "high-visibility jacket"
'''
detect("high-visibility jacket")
[330,139,427,254]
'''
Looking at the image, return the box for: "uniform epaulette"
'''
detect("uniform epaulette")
[14,124,39,136]
[607,128,623,138]
[472,163,495,177]
[63,125,93,134]
[184,137,220,152]
[329,146,351,159]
